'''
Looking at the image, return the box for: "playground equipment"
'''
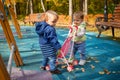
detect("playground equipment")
[0,0,23,66]
[0,0,24,79]
[0,44,15,80]
[0,55,10,80]
[4,0,22,38]
[7,44,15,75]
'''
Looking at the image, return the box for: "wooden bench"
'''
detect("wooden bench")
[95,3,120,38]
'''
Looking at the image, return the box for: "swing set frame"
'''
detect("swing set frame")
[0,0,24,79]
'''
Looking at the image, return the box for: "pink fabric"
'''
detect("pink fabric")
[57,37,72,58]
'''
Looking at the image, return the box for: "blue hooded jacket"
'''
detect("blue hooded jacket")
[35,21,61,51]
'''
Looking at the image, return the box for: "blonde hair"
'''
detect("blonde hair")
[38,10,58,22]
[73,11,84,19]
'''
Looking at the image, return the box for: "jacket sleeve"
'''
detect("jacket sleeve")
[35,23,41,35]
[77,27,86,37]
[46,28,61,51]
[76,22,86,37]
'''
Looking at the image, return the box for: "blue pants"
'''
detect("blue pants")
[40,44,57,71]
[42,55,56,71]
[73,41,86,60]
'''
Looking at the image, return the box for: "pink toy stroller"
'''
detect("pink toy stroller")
[57,26,78,72]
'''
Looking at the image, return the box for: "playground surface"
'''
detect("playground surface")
[0,26,120,80]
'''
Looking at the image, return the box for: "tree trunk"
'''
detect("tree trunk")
[79,0,83,11]
[69,0,72,16]
[30,0,33,14]
[69,0,73,24]
[41,0,46,12]
[26,0,29,15]
[84,0,87,15]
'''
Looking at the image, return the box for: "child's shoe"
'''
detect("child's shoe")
[79,59,86,66]
[50,69,61,74]
[40,66,46,70]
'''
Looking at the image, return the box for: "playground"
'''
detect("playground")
[0,25,120,80]
[0,0,120,80]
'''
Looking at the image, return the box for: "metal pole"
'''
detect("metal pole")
[7,44,15,75]
[104,0,108,22]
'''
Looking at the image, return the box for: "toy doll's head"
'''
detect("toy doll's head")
[73,11,84,26]
[38,10,59,26]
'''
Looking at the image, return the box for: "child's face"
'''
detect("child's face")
[73,16,83,26]
[46,14,58,26]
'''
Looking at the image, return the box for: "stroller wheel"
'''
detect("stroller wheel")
[67,65,74,72]
[45,65,50,70]
[72,60,79,65]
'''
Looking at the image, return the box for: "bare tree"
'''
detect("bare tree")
[79,0,87,15]
[69,0,72,16]
[79,0,83,11]
[69,0,73,23]
[83,0,87,15]
[30,0,33,14]
[41,0,46,12]
[26,0,29,15]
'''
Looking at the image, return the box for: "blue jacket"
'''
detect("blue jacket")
[35,21,61,51]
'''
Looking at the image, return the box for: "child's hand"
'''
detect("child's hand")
[57,49,61,56]
[75,33,77,36]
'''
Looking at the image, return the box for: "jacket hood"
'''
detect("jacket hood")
[35,21,48,35]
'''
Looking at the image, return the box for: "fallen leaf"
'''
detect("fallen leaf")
[81,68,85,72]
[90,64,95,69]
[99,71,105,74]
